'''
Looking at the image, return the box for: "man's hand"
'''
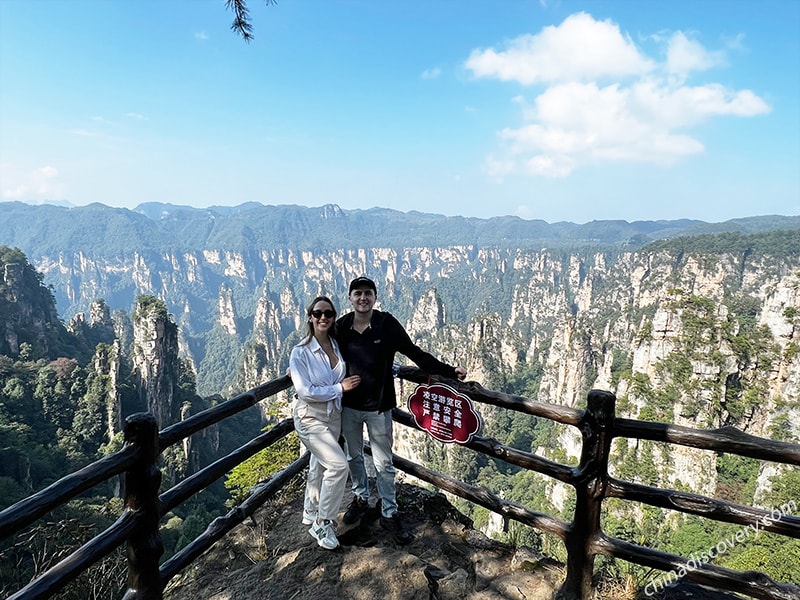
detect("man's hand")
[342,375,361,392]
[454,366,467,380]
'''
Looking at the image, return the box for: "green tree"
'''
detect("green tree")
[764,469,800,508]
[224,432,299,505]
[669,517,716,558]
[724,535,800,585]
[36,359,78,433]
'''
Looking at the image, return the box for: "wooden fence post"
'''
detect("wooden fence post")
[559,389,616,600]
[122,413,164,600]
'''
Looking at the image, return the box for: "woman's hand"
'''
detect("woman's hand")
[341,375,361,392]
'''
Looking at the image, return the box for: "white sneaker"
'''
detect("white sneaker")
[308,519,339,550]
[302,509,318,525]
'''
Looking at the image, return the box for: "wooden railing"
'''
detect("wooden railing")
[0,376,296,600]
[394,367,800,600]
[1,369,799,600]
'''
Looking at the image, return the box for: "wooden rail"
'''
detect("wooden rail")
[395,367,800,600]
[1,369,798,600]
[0,376,294,600]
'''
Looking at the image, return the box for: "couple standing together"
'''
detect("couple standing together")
[288,276,468,550]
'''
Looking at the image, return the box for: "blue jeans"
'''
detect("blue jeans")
[341,408,397,518]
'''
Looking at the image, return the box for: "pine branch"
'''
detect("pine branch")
[226,0,277,43]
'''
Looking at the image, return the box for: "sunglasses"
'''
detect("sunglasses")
[310,309,336,319]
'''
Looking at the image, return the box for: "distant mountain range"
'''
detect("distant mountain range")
[1,200,798,399]
[2,201,798,256]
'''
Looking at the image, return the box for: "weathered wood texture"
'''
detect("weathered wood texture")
[159,418,295,514]
[159,453,310,585]
[607,478,800,538]
[122,413,164,600]
[559,389,616,600]
[615,418,800,465]
[6,512,136,600]
[159,376,292,450]
[0,444,138,540]
[0,377,294,542]
[394,369,800,600]
[596,535,800,600]
[392,408,575,483]
[0,380,294,600]
[395,366,583,426]
[386,444,571,541]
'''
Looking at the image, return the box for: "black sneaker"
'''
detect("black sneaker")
[343,496,369,525]
[365,499,382,522]
[381,513,413,545]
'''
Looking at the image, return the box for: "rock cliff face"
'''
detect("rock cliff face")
[1,251,72,358]
[7,222,800,498]
[91,338,123,442]
[25,244,800,409]
[398,248,799,499]
[130,298,181,428]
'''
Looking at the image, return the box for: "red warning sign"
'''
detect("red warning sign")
[407,383,482,444]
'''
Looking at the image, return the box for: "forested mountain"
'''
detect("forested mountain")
[0,246,270,597]
[1,201,799,592]
[2,201,798,397]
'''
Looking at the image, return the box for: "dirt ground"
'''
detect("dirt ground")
[162,478,563,600]
[162,477,744,600]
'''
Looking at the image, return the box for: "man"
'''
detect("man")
[336,276,467,544]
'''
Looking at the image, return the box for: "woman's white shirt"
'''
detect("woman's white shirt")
[289,336,346,415]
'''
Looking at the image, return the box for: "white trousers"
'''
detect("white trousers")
[293,400,348,523]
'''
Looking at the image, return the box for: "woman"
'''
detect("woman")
[289,295,360,550]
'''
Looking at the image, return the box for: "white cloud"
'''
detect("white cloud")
[126,112,147,120]
[465,12,770,179]
[516,204,535,219]
[39,166,58,179]
[523,154,575,177]
[722,33,746,52]
[665,31,726,79]
[421,67,441,80]
[195,31,209,41]
[631,80,770,128]
[484,155,516,178]
[1,165,64,200]
[465,12,652,85]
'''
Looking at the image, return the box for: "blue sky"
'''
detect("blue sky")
[1,0,798,223]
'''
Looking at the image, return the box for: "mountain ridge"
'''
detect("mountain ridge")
[3,201,796,256]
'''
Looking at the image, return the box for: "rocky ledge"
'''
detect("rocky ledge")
[162,478,740,600]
